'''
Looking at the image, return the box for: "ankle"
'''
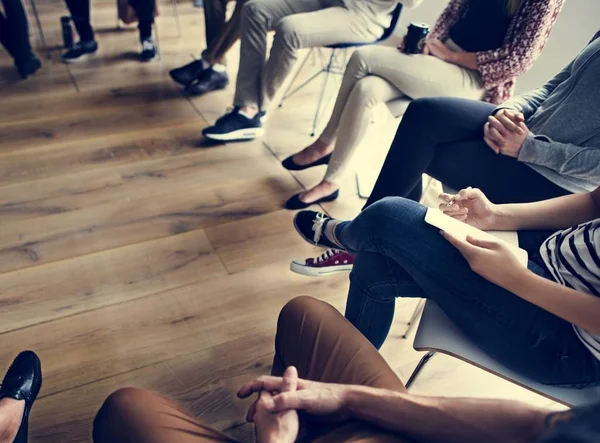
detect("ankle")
[239,105,258,116]
[0,398,25,443]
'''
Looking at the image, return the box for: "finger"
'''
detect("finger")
[438,193,454,203]
[488,127,505,144]
[246,399,259,422]
[444,209,469,217]
[466,235,501,250]
[495,114,523,135]
[487,116,509,137]
[238,376,284,398]
[259,390,276,410]
[439,203,461,212]
[484,136,501,154]
[281,366,298,393]
[270,391,306,413]
[441,231,479,257]
[507,110,525,122]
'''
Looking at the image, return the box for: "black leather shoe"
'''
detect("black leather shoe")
[169,59,206,86]
[0,351,42,443]
[285,190,339,210]
[282,153,331,171]
[16,56,42,80]
[185,68,229,96]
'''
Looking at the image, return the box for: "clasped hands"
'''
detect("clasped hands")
[484,109,529,158]
[238,366,349,443]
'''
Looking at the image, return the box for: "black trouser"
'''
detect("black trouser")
[364,97,572,209]
[65,0,154,42]
[0,0,33,64]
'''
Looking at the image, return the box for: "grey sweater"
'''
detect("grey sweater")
[499,31,600,193]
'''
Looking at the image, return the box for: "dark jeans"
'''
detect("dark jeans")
[0,0,33,64]
[365,97,571,208]
[65,0,154,41]
[338,197,600,386]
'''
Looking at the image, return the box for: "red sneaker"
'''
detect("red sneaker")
[290,249,354,277]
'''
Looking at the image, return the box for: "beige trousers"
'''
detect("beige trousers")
[321,42,486,184]
[233,0,383,110]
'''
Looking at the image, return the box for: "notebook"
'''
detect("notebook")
[425,208,528,267]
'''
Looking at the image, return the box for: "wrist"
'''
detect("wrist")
[504,266,533,294]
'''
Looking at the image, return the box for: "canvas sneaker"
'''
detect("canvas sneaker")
[62,40,98,63]
[290,249,354,276]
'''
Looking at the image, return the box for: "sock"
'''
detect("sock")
[200,56,211,70]
[238,109,258,120]
[212,63,226,73]
[324,220,345,249]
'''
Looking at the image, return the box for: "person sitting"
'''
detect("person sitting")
[170,0,248,95]
[0,351,42,443]
[0,0,41,79]
[290,28,600,276]
[62,0,157,63]
[201,0,422,142]
[282,0,565,210]
[93,297,600,442]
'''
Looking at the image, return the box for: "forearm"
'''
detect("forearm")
[450,51,478,71]
[345,386,551,443]
[489,192,600,231]
[506,271,600,336]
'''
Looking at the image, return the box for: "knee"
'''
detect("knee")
[94,387,144,429]
[242,0,268,26]
[273,16,301,50]
[352,76,385,109]
[361,197,425,232]
[403,97,457,125]
[278,296,325,330]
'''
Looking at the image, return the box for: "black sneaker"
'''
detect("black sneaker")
[202,107,264,141]
[16,55,42,80]
[185,68,229,96]
[293,210,341,249]
[140,38,157,61]
[170,59,206,86]
[62,40,98,63]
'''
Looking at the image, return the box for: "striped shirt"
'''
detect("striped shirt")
[540,220,600,360]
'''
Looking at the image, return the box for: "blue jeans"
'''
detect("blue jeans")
[338,198,600,386]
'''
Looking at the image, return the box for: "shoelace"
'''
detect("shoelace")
[142,40,154,51]
[311,213,328,244]
[313,248,342,263]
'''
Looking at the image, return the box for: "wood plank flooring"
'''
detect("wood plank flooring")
[0,1,560,441]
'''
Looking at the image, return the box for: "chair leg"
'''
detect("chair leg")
[405,351,436,390]
[402,298,426,339]
[154,23,161,59]
[171,0,181,38]
[310,49,337,137]
[28,0,50,60]
[278,48,316,108]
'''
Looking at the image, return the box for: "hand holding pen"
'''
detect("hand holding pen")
[438,187,498,230]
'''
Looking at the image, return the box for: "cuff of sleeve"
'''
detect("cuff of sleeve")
[517,133,546,163]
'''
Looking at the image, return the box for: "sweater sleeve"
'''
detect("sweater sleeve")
[519,134,600,182]
[475,0,564,90]
[429,0,467,42]
[494,61,573,118]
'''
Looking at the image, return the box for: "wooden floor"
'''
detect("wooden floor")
[0,1,561,442]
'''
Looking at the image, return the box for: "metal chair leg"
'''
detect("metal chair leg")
[154,22,161,59]
[171,0,181,38]
[310,49,337,136]
[406,351,436,389]
[278,48,316,108]
[402,298,426,339]
[28,0,50,59]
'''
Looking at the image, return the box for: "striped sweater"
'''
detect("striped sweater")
[541,220,600,360]
[430,0,564,104]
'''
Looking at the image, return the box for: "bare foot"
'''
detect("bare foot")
[299,180,339,204]
[0,398,25,443]
[292,138,333,166]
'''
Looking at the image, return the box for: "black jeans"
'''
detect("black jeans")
[65,0,154,41]
[340,197,600,386]
[0,0,33,64]
[364,97,571,208]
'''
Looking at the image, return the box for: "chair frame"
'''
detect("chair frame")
[24,0,51,59]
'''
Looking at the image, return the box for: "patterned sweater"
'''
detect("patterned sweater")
[430,0,564,104]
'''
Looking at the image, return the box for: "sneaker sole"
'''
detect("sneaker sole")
[62,51,97,64]
[204,127,264,141]
[290,260,353,277]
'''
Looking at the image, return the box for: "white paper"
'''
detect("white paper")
[425,208,528,267]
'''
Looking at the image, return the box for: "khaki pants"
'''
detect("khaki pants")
[233,0,383,110]
[321,43,486,184]
[202,0,247,65]
[92,297,413,443]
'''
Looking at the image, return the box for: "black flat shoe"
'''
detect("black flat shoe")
[285,190,339,210]
[282,153,331,171]
[0,351,42,443]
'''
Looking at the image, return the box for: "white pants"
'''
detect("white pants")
[233,0,383,110]
[321,42,486,184]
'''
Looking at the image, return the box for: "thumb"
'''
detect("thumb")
[259,390,275,410]
[281,366,298,393]
[466,235,500,250]
[270,391,304,413]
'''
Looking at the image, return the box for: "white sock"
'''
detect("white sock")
[324,220,344,249]
[212,63,226,73]
[238,109,258,119]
